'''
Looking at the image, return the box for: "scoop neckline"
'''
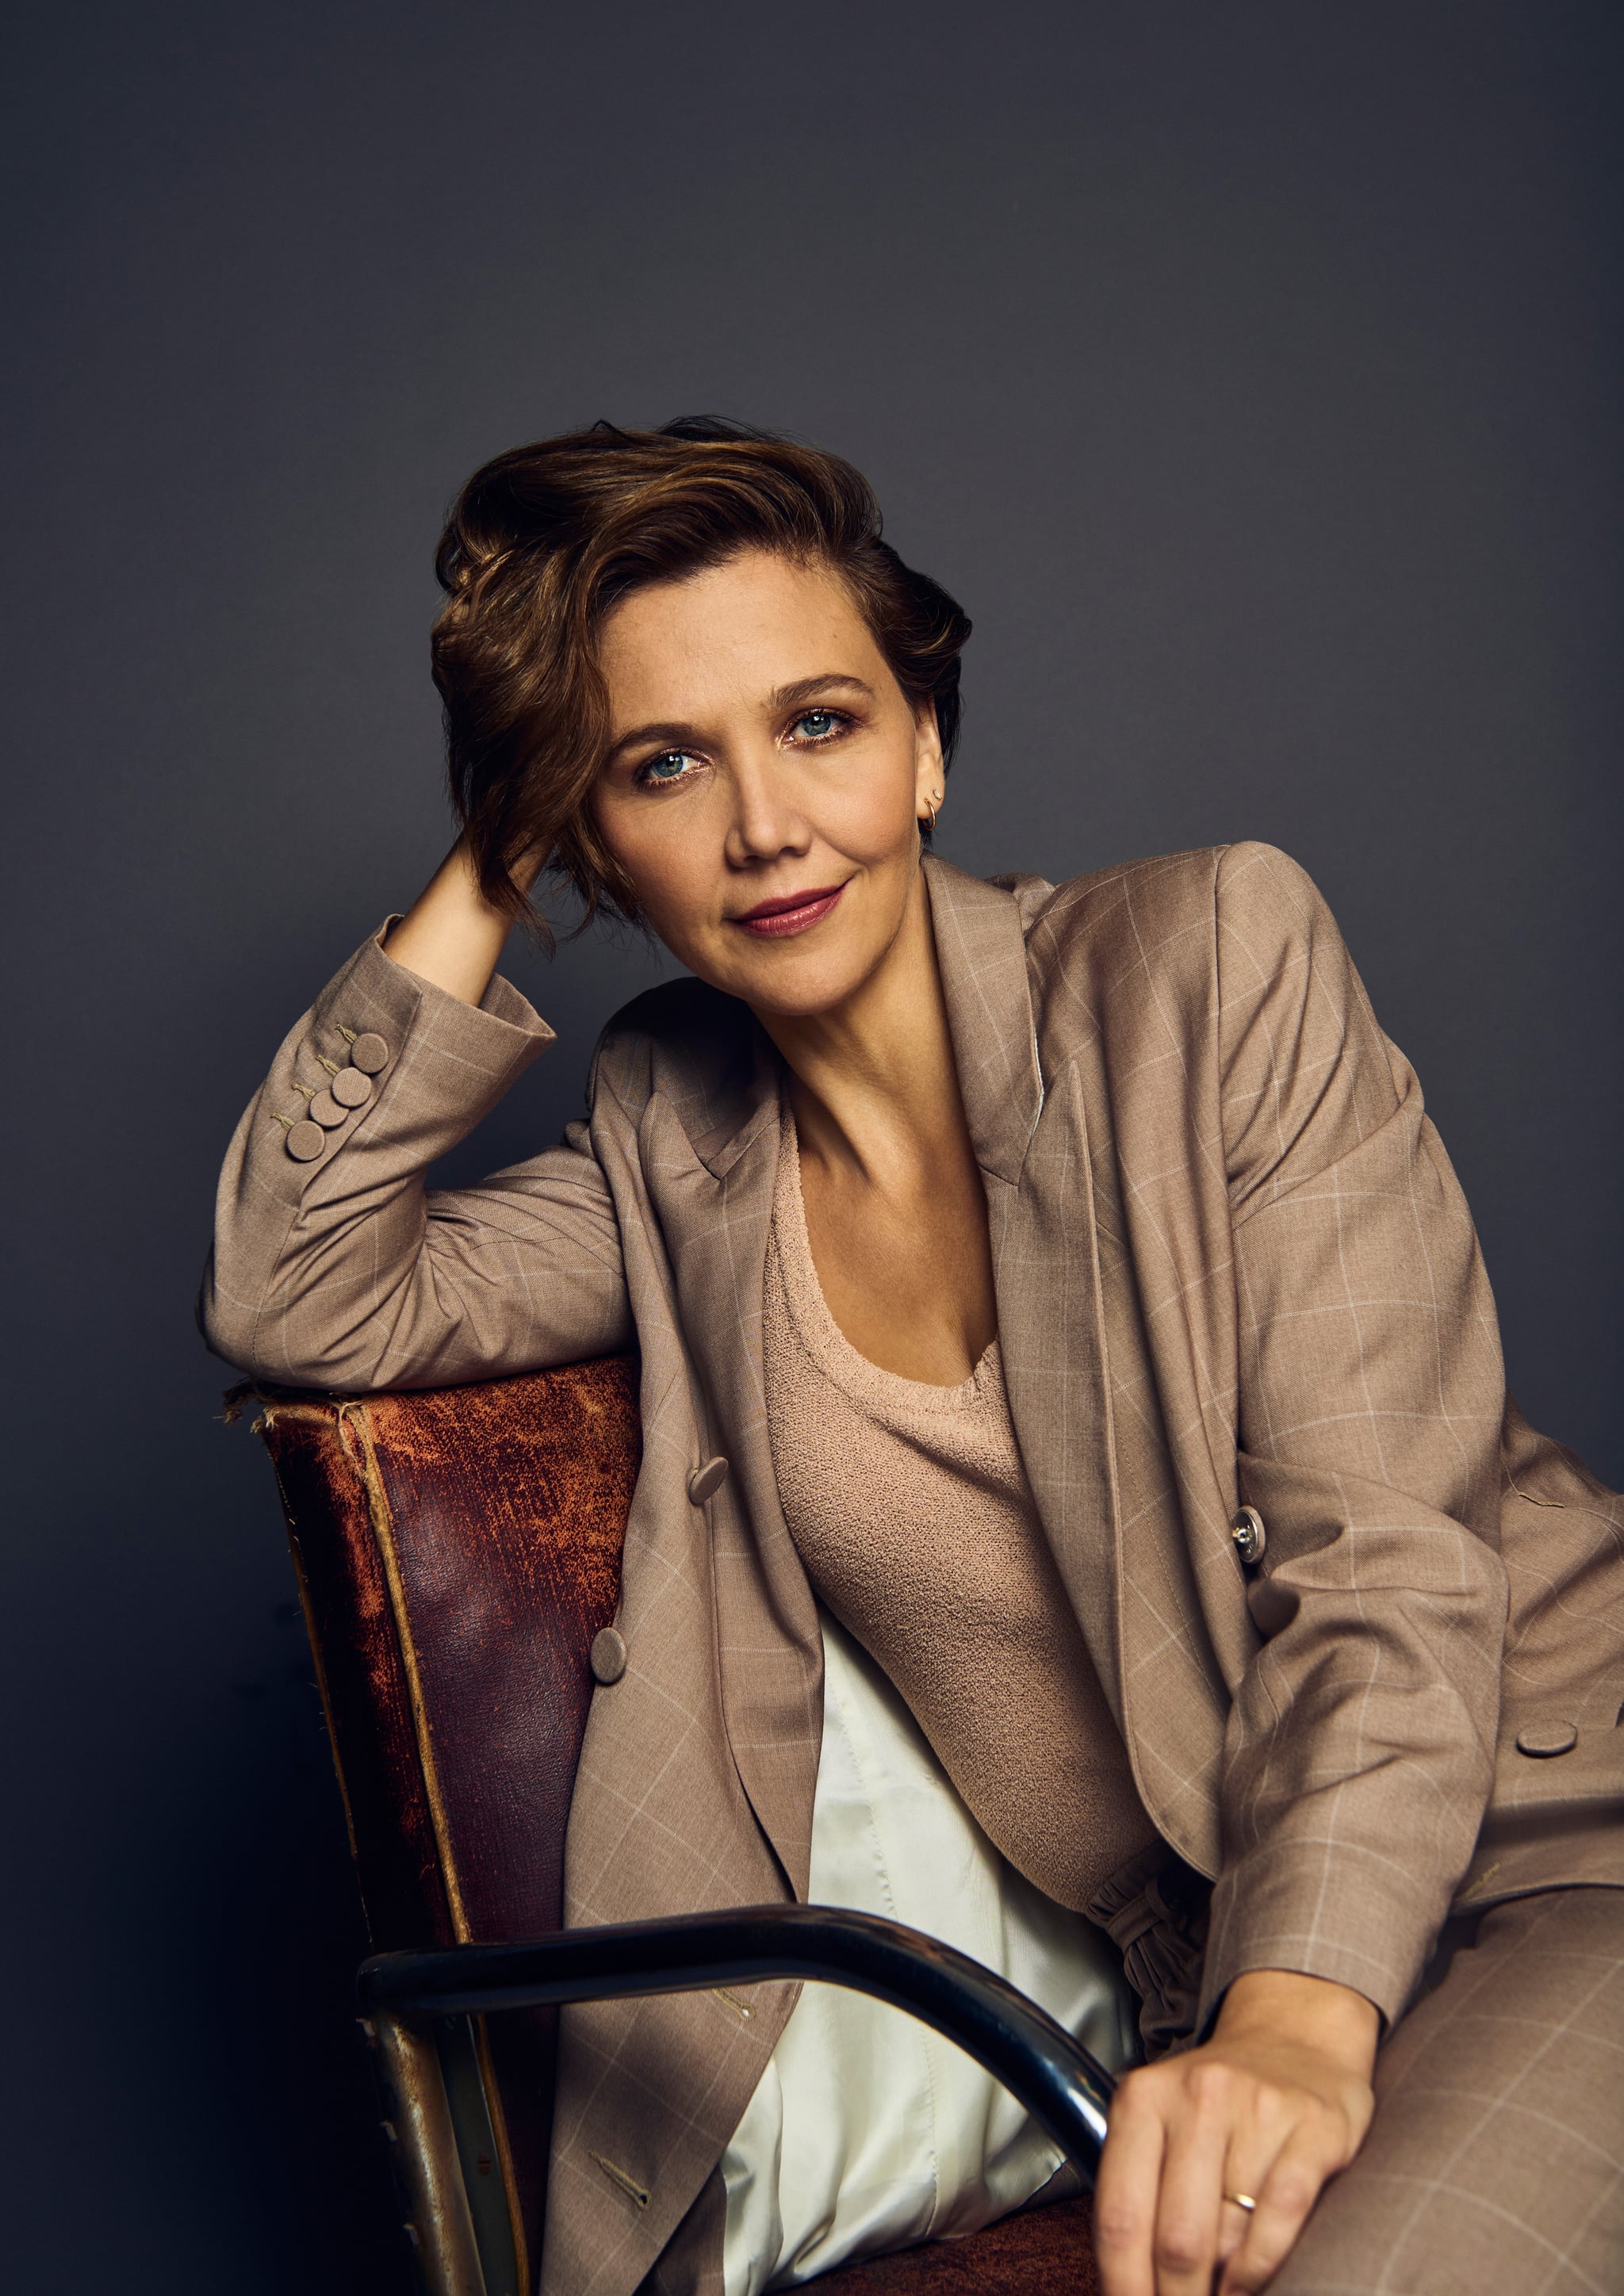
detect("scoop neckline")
[772,1095,1001,1414]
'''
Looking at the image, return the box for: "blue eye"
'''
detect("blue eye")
[794,709,840,740]
[638,750,698,786]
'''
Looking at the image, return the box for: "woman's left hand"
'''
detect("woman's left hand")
[1092,1968,1379,2295]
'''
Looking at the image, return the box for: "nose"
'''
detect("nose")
[724,748,811,871]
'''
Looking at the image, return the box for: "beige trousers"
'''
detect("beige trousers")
[1276,1888,1624,2294]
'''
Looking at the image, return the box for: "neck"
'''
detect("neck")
[750,862,970,1186]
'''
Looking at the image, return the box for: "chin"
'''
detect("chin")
[723,942,872,1020]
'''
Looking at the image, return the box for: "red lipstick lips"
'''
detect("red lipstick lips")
[732,883,847,938]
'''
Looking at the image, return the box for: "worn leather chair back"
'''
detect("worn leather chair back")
[255,1357,640,2287]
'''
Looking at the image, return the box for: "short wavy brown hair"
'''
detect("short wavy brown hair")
[431,416,972,936]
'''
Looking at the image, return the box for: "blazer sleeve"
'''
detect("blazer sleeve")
[1199,840,1510,2029]
[201,924,634,1390]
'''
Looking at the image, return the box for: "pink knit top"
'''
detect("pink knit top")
[764,1103,1156,1911]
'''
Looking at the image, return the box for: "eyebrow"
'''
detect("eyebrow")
[771,673,875,710]
[605,673,876,762]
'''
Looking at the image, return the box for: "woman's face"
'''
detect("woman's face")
[592,549,942,1020]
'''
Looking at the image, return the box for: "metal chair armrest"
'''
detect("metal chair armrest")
[358,1903,1117,2296]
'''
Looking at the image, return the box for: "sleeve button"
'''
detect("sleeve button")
[350,1032,389,1074]
[285,1119,326,1161]
[309,1088,347,1127]
[1231,1506,1267,1565]
[1515,1720,1577,1758]
[688,1457,730,1505]
[331,1066,373,1109]
[589,1628,628,1686]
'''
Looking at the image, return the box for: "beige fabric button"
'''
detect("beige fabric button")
[1515,1720,1577,1758]
[589,1627,627,1686]
[350,1032,389,1073]
[331,1066,373,1109]
[309,1088,347,1127]
[285,1119,326,1161]
[1231,1506,1266,1565]
[688,1456,730,1505]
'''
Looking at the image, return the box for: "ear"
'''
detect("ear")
[913,701,944,821]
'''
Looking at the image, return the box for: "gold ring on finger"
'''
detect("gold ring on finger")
[1223,2191,1258,2214]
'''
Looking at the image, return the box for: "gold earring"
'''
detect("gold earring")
[922,789,941,831]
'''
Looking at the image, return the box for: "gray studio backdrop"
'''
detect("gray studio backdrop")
[5,4,1620,2289]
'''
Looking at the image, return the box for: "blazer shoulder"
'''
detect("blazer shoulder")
[1021,840,1336,970]
[1013,842,1359,1081]
[1014,841,1227,986]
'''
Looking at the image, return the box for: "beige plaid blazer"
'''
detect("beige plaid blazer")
[205,841,1624,2296]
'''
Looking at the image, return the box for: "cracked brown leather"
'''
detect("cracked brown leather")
[256,1354,639,2288]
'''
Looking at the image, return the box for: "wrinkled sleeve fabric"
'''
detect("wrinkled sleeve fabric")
[1198,842,1510,2030]
[201,924,633,1390]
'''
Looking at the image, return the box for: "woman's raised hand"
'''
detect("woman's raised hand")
[1092,1969,1378,2295]
[382,837,547,1006]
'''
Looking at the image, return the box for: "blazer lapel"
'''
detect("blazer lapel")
[920,855,1045,1189]
[639,1012,823,1901]
[923,859,1126,1712]
[1064,1027,1230,1873]
[925,859,1228,1876]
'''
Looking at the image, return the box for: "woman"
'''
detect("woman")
[205,419,1624,2296]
